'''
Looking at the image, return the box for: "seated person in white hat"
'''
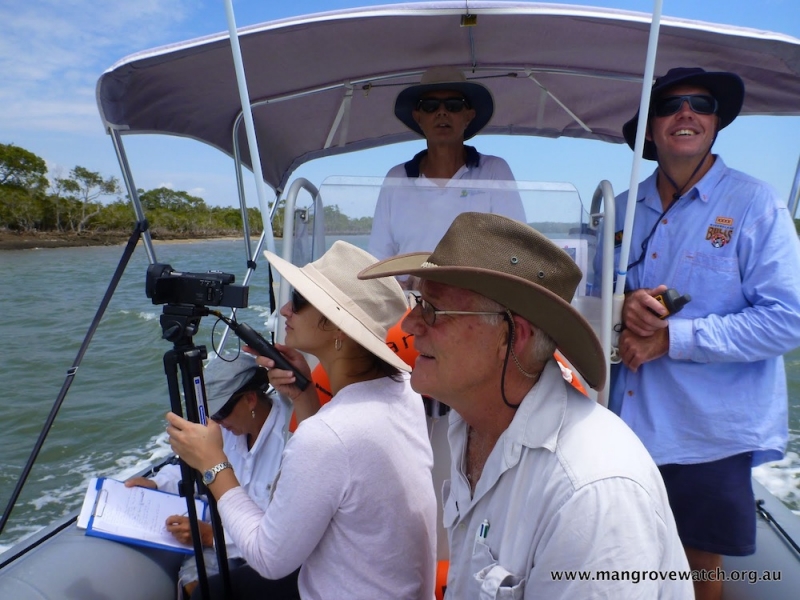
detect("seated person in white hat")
[368,66,526,272]
[166,241,437,600]
[126,353,295,599]
[359,212,692,599]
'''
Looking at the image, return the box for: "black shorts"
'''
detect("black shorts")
[658,452,755,556]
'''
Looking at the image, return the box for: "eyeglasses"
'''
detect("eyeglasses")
[652,94,718,118]
[416,97,470,113]
[291,289,309,313]
[407,292,504,327]
[210,391,247,423]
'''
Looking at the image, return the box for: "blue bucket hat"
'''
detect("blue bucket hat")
[394,66,494,140]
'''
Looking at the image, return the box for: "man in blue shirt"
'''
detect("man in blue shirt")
[602,67,800,600]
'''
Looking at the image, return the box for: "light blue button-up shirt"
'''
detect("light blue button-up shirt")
[600,157,800,466]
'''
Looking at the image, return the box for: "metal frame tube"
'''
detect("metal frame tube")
[110,128,157,264]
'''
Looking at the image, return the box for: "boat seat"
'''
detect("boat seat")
[0,521,182,600]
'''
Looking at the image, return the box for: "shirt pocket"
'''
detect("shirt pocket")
[472,540,526,600]
[672,251,741,312]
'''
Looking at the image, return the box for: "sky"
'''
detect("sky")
[1,0,799,215]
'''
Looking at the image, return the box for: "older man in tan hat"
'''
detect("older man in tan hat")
[360,212,691,599]
[368,66,525,270]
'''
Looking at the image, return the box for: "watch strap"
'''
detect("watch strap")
[204,461,232,484]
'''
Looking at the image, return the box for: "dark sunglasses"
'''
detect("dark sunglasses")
[291,289,309,313]
[416,97,470,113]
[652,94,718,118]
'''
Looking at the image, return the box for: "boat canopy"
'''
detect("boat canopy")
[96,1,800,193]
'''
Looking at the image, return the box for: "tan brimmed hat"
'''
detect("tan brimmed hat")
[358,212,605,390]
[264,241,411,372]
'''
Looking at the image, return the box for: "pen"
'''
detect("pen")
[473,518,490,553]
[478,519,490,540]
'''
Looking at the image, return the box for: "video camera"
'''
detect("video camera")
[145,263,248,308]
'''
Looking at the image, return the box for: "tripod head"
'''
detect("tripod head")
[159,304,210,346]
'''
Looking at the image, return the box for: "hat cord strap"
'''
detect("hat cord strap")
[658,146,712,201]
[500,310,537,410]
[628,147,712,273]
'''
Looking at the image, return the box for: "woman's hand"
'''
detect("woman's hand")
[244,343,312,401]
[124,476,157,490]
[244,343,322,424]
[165,412,227,472]
[165,515,214,547]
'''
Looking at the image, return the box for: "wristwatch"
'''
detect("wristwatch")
[202,461,232,485]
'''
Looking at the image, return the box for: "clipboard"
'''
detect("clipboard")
[78,477,207,554]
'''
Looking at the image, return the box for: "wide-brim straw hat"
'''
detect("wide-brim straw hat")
[394,66,494,140]
[264,241,411,372]
[358,212,606,390]
[623,67,745,160]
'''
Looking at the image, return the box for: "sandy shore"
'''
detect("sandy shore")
[0,231,250,251]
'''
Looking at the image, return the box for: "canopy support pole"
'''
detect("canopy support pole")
[610,0,664,359]
[223,0,277,255]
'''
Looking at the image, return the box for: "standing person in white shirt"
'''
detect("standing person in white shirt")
[368,66,526,274]
[359,212,692,599]
[125,352,295,599]
[165,241,437,600]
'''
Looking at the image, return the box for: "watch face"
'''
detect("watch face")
[202,470,213,484]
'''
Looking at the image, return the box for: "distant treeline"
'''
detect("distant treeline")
[6,142,795,239]
[0,143,371,238]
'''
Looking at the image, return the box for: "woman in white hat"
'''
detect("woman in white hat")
[166,241,437,600]
[367,66,526,269]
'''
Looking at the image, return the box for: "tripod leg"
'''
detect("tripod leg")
[164,349,211,599]
[165,345,233,600]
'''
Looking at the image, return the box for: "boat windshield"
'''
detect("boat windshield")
[273,175,604,390]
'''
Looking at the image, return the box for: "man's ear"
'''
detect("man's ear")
[510,314,535,350]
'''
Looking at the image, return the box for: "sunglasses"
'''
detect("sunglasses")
[406,292,504,327]
[291,289,309,313]
[652,94,718,118]
[416,97,470,113]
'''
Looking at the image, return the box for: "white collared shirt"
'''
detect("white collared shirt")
[444,361,691,599]
[368,153,526,261]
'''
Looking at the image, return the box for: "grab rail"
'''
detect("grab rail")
[788,155,800,217]
[589,180,617,407]
[274,178,322,343]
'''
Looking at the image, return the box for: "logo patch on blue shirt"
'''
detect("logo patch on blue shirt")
[614,230,624,247]
[706,218,733,248]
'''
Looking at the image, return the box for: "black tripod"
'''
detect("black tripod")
[160,304,232,600]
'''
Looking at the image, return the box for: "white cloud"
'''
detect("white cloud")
[0,0,195,137]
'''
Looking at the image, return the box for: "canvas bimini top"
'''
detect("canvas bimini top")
[95,1,800,193]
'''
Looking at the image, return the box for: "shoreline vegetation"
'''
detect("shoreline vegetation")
[0,229,251,251]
